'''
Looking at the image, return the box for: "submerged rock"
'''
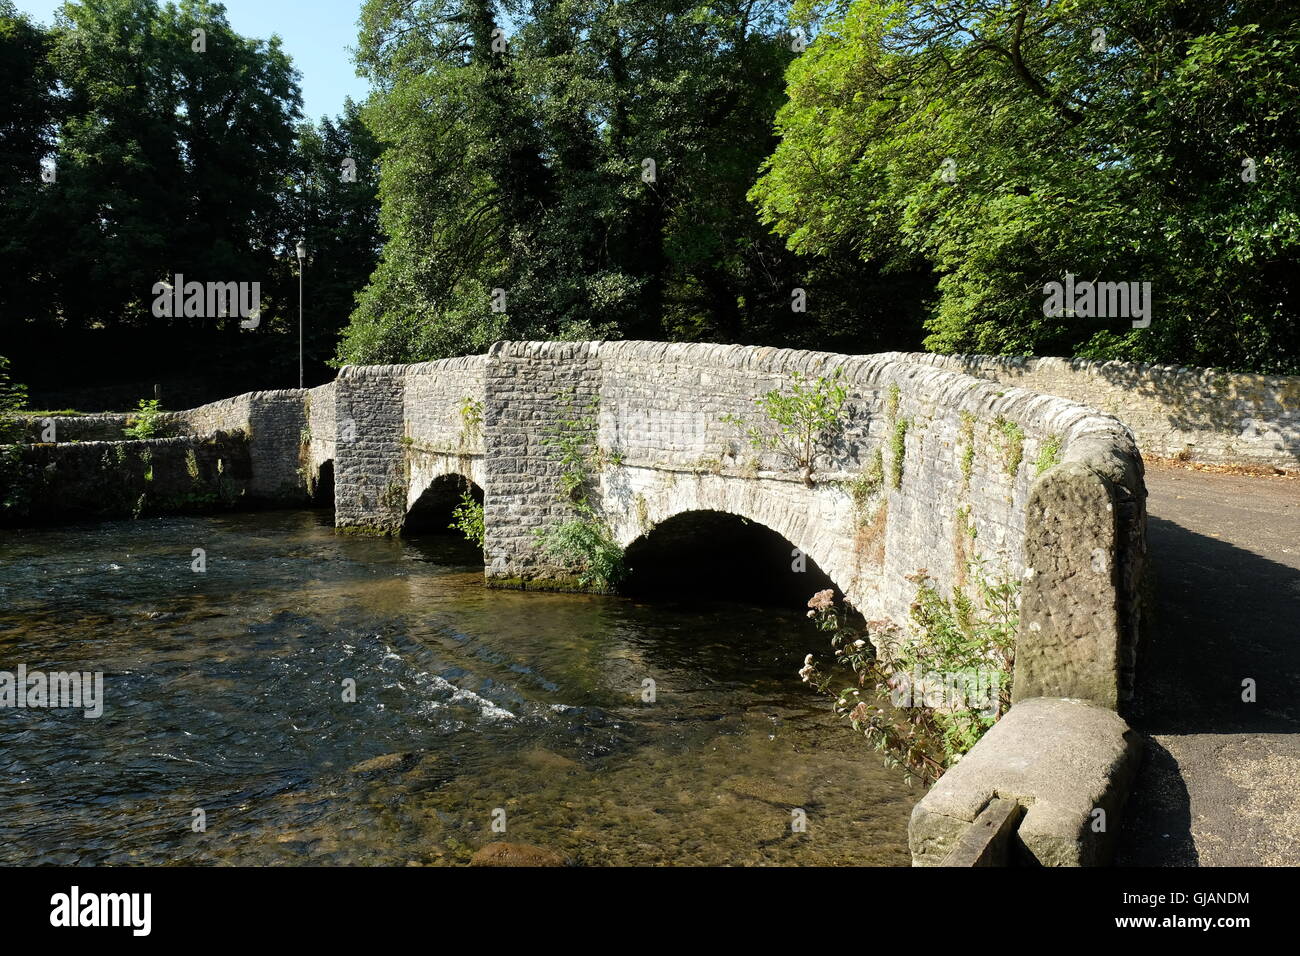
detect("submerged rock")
[521,747,582,774]
[348,752,413,774]
[724,776,811,808]
[468,842,570,867]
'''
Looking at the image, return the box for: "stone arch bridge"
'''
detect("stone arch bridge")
[11,339,1156,865]
[314,340,1146,713]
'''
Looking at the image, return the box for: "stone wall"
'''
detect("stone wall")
[5,342,1150,709]
[11,389,328,503]
[482,342,603,586]
[306,382,337,495]
[333,365,408,533]
[12,413,138,443]
[404,357,486,515]
[0,432,251,526]
[893,353,1300,470]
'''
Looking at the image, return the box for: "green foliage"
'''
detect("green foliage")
[535,506,627,591]
[336,0,928,366]
[536,389,625,589]
[724,368,848,485]
[542,391,601,503]
[889,418,909,489]
[449,488,486,548]
[846,447,884,518]
[753,0,1300,373]
[0,355,28,412]
[994,417,1025,477]
[0,2,59,324]
[894,565,1018,759]
[290,98,383,357]
[1035,434,1063,476]
[458,396,484,447]
[30,0,302,331]
[0,0,379,389]
[802,557,1019,779]
[958,411,976,482]
[123,398,164,440]
[0,355,28,443]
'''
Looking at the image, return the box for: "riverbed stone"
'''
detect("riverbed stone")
[909,697,1142,866]
[468,842,570,867]
[349,752,414,774]
[724,776,812,809]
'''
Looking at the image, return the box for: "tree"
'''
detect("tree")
[280,100,384,365]
[0,2,61,324]
[337,0,927,366]
[41,0,302,331]
[752,0,1300,373]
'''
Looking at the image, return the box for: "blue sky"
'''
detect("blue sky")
[14,0,371,122]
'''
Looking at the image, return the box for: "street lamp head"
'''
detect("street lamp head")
[295,240,307,261]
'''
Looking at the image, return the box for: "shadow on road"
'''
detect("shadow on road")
[1117,510,1300,866]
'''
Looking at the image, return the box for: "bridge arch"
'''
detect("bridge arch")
[623,508,838,608]
[404,470,483,535]
[609,473,862,612]
[311,460,334,509]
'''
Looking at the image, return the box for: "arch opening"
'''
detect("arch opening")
[403,473,482,536]
[312,460,334,509]
[623,510,838,609]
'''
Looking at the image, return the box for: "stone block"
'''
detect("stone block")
[909,697,1142,866]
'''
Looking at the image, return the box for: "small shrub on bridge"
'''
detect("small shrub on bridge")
[123,398,165,440]
[450,488,485,548]
[535,505,626,591]
[723,368,849,486]
[535,389,626,589]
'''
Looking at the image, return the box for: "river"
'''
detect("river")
[0,510,915,865]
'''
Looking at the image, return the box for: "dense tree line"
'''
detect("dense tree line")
[755,0,1300,373]
[338,0,929,365]
[4,0,1299,396]
[0,0,380,404]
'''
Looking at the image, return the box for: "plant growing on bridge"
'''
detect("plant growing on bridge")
[801,558,1019,779]
[535,506,626,591]
[994,417,1025,477]
[536,389,626,590]
[542,391,601,502]
[1034,433,1063,475]
[458,397,483,448]
[723,368,849,486]
[123,398,164,440]
[892,562,1017,758]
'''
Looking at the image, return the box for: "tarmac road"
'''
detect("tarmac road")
[1116,464,1300,866]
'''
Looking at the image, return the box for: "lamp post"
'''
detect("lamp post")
[295,240,307,388]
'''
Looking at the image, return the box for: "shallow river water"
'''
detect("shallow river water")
[0,510,916,865]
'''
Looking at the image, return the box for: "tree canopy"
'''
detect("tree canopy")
[336,0,930,365]
[753,0,1300,373]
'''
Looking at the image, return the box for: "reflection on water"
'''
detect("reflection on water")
[0,511,916,865]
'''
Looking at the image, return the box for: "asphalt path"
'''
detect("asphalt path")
[1116,465,1300,866]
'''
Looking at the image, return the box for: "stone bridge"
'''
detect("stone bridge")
[315,341,1147,711]
[8,339,1163,865]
